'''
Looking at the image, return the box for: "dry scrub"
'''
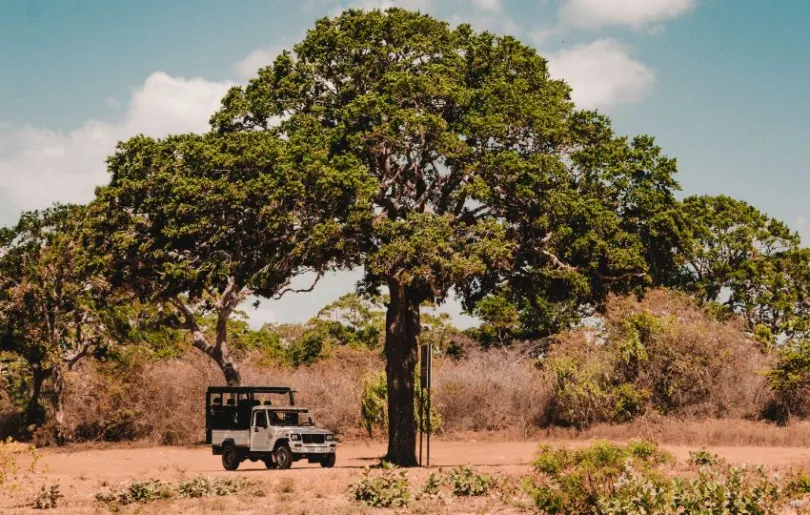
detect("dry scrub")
[8,290,799,449]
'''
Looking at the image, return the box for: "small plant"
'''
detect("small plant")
[420,472,442,499]
[125,479,174,503]
[0,437,41,493]
[447,465,495,497]
[176,476,250,498]
[31,483,63,510]
[688,448,721,467]
[784,471,810,498]
[673,465,781,513]
[277,477,296,494]
[95,476,254,507]
[350,466,411,508]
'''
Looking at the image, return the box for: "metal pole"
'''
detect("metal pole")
[419,366,424,467]
[426,343,431,468]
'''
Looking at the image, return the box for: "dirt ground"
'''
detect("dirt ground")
[4,438,810,514]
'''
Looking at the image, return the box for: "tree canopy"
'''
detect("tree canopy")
[211,8,685,464]
[92,130,373,385]
[0,205,134,440]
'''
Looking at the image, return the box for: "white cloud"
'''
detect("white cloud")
[348,0,430,9]
[559,0,696,30]
[235,46,286,80]
[548,39,655,110]
[0,72,233,219]
[471,0,500,11]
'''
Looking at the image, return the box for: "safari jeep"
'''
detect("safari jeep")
[205,386,337,470]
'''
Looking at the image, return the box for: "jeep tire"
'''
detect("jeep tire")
[320,453,336,468]
[275,444,293,470]
[263,457,277,469]
[221,444,240,471]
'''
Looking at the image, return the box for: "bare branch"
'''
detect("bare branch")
[272,273,324,300]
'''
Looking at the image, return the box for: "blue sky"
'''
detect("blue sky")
[1,0,808,326]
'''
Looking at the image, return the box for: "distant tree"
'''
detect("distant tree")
[211,9,684,465]
[678,195,805,340]
[727,248,810,345]
[0,206,133,441]
[93,130,372,385]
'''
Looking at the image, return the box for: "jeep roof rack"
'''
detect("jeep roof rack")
[206,386,295,395]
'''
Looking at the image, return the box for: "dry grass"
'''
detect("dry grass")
[10,289,798,450]
[541,417,810,447]
[433,347,547,436]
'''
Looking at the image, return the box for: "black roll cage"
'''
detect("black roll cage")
[205,386,296,443]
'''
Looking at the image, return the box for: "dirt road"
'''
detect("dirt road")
[5,439,810,513]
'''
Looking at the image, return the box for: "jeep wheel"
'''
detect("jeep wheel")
[320,453,336,468]
[221,444,240,471]
[263,457,277,469]
[275,444,293,470]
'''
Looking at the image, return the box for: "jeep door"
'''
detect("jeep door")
[250,410,272,452]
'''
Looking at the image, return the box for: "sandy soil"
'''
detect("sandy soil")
[4,439,810,513]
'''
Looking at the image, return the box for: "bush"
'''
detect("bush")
[446,465,496,497]
[764,339,810,424]
[525,440,673,513]
[0,438,40,494]
[525,441,784,514]
[540,290,768,428]
[687,448,721,468]
[359,371,441,436]
[176,476,252,498]
[351,465,411,508]
[95,476,255,507]
[31,483,63,510]
[785,471,810,498]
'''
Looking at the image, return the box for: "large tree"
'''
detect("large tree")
[93,129,372,385]
[211,8,684,465]
[0,205,132,441]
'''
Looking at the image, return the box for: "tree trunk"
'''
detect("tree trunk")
[51,365,67,445]
[24,367,49,431]
[192,330,242,386]
[384,276,420,467]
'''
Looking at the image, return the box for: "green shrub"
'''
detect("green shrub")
[420,472,442,499]
[359,371,441,436]
[764,339,810,423]
[542,355,611,429]
[95,476,254,507]
[525,441,784,514]
[176,476,250,498]
[687,448,721,468]
[31,483,63,510]
[446,465,495,497]
[672,466,780,514]
[0,438,40,494]
[785,471,810,498]
[350,465,411,508]
[124,479,174,504]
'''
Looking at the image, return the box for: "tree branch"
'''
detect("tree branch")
[272,273,323,300]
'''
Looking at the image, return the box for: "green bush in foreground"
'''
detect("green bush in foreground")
[446,465,496,497]
[95,476,255,507]
[350,465,411,508]
[525,440,784,514]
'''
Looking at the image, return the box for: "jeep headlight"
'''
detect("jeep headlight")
[290,433,301,441]
[325,434,334,442]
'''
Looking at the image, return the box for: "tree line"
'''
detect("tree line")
[2,8,809,465]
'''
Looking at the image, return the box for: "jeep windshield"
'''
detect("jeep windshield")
[268,410,313,426]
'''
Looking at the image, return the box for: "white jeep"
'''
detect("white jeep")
[206,386,337,470]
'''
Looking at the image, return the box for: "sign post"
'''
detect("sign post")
[419,343,432,467]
